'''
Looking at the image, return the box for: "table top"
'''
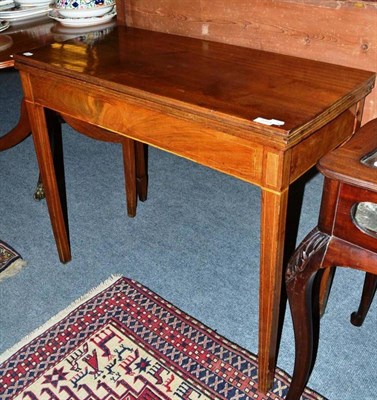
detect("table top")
[318,118,377,192]
[14,26,375,143]
[0,17,53,68]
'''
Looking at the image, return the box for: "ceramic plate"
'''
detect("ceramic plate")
[55,3,113,18]
[51,17,115,35]
[0,19,9,31]
[0,5,50,20]
[9,13,50,26]
[0,1,14,11]
[49,8,116,27]
[15,0,53,6]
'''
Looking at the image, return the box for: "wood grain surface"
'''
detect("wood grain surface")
[123,0,377,123]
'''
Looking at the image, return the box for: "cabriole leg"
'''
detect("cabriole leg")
[285,228,330,400]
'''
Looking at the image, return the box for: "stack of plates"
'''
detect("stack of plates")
[0,0,15,11]
[0,0,53,22]
[16,0,53,6]
[49,2,116,27]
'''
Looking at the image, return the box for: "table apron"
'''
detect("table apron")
[23,73,287,188]
[21,72,360,192]
[289,106,359,183]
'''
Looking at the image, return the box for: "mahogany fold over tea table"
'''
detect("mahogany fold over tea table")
[13,26,375,393]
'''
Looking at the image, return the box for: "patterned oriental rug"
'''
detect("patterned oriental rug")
[0,240,26,282]
[0,276,326,400]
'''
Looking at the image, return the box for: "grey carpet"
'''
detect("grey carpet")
[0,69,375,399]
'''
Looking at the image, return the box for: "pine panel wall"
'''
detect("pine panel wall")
[124,0,377,123]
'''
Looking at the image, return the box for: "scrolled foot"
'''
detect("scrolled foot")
[350,272,377,327]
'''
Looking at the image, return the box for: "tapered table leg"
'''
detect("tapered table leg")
[27,102,71,263]
[122,138,137,217]
[258,188,289,392]
[135,141,148,202]
[62,114,146,217]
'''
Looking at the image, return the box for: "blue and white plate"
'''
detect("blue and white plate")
[55,3,113,18]
[48,7,115,27]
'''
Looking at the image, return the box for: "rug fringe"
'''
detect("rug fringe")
[0,274,123,364]
[0,259,27,283]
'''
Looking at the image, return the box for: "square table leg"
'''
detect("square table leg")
[122,138,137,217]
[258,188,289,392]
[26,104,140,263]
[26,103,71,263]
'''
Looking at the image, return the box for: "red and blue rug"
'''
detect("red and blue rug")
[0,276,326,399]
[0,240,26,282]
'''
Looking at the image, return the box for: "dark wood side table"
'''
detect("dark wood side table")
[14,26,375,393]
[285,118,377,400]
